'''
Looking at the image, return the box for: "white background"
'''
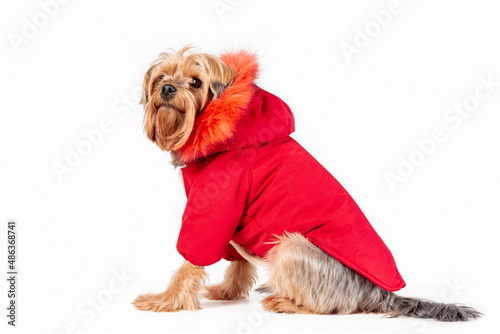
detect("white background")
[1,0,499,333]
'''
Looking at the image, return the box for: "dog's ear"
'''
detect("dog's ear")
[141,61,161,105]
[193,54,236,100]
[208,57,236,100]
[141,58,165,142]
[143,102,156,143]
[209,81,229,100]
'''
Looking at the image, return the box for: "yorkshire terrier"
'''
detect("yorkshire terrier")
[132,46,481,321]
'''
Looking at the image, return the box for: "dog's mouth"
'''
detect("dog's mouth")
[156,103,187,114]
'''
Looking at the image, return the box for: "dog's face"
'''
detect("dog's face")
[141,47,236,152]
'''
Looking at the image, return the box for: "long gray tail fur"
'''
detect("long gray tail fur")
[382,293,482,322]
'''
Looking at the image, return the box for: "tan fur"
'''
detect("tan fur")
[205,260,257,300]
[132,261,206,312]
[261,295,315,314]
[229,240,267,268]
[141,46,236,153]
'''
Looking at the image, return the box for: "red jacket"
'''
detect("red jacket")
[176,51,406,292]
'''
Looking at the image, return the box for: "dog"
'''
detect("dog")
[132,46,481,321]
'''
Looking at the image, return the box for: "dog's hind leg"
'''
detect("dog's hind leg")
[261,294,314,314]
[263,233,375,315]
[263,233,481,321]
[205,260,257,300]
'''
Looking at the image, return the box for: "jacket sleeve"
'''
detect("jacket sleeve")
[176,152,249,266]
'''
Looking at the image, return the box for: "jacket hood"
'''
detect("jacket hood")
[177,51,295,164]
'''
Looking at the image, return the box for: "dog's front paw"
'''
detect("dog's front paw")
[132,292,201,312]
[205,284,247,300]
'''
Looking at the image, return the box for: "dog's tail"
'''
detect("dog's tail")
[229,240,268,268]
[379,293,482,321]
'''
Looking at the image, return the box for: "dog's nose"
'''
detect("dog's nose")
[161,84,177,99]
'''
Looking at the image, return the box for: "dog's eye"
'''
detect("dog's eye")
[190,78,202,88]
[154,75,165,85]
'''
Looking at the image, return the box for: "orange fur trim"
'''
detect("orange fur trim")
[177,51,259,164]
